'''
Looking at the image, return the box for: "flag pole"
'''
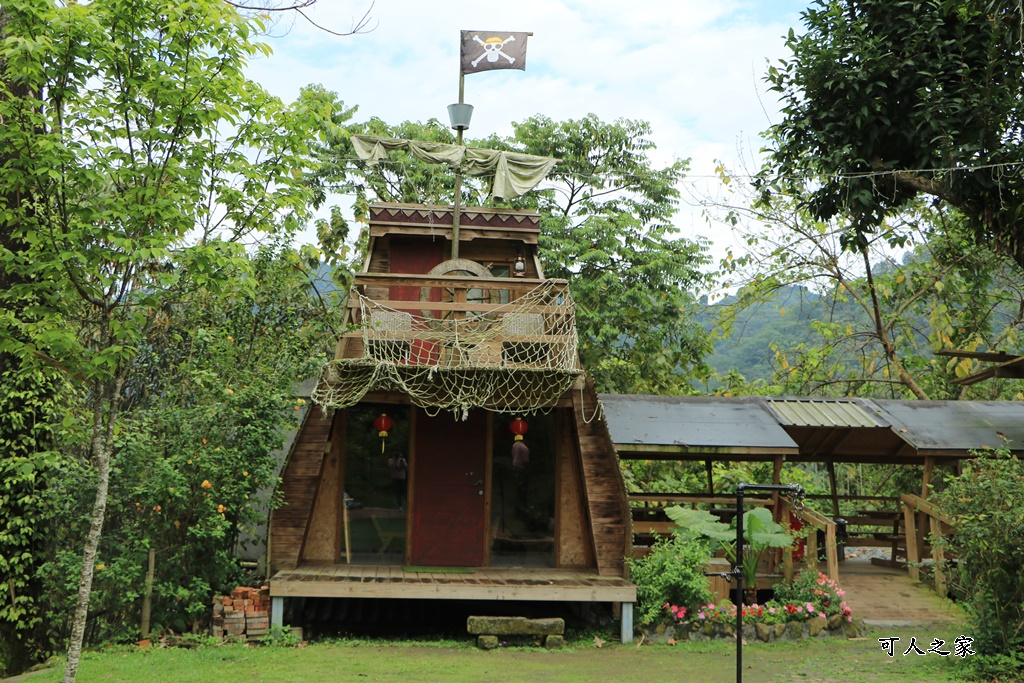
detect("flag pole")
[451,72,465,260]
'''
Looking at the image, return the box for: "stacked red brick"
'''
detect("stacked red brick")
[212,586,270,639]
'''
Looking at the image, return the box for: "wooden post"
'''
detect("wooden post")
[806,527,818,572]
[930,516,946,598]
[271,596,284,629]
[780,497,794,582]
[825,522,839,583]
[141,547,155,638]
[705,459,714,495]
[903,499,921,582]
[769,456,784,572]
[826,460,840,519]
[918,457,935,560]
[620,602,634,644]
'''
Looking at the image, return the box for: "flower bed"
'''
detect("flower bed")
[641,571,865,644]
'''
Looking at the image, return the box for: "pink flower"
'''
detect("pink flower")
[698,613,706,620]
[768,607,776,614]
[805,603,815,614]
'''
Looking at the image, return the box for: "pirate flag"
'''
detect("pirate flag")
[461,31,529,74]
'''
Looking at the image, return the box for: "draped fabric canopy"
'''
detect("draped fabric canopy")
[351,135,558,201]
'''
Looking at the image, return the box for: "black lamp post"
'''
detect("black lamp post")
[706,482,805,683]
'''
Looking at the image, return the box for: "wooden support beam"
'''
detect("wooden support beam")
[918,457,935,559]
[826,460,840,519]
[780,497,794,582]
[705,459,714,495]
[825,523,839,583]
[930,516,946,598]
[903,500,921,582]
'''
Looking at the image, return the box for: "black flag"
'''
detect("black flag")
[461,31,529,74]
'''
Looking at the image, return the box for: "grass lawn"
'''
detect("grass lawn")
[20,625,973,683]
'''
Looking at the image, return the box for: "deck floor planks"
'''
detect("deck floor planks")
[269,564,636,602]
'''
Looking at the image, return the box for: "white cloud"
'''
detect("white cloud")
[244,0,809,261]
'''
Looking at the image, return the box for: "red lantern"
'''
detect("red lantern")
[509,416,528,442]
[374,413,393,437]
[374,413,393,454]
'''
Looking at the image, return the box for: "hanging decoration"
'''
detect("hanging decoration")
[374,413,393,454]
[509,416,528,442]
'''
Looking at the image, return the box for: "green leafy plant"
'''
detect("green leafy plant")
[934,449,1024,677]
[666,506,793,589]
[626,534,712,626]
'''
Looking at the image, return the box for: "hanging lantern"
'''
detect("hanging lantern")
[374,413,393,454]
[509,416,528,442]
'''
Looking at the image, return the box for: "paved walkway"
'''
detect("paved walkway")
[834,558,963,626]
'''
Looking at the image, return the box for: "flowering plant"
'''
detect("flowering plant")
[662,602,688,623]
[772,569,853,621]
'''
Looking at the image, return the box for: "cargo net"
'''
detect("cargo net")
[311,279,582,417]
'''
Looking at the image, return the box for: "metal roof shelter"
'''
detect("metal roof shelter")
[601,395,1024,465]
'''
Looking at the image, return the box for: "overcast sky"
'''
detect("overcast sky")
[245,0,811,262]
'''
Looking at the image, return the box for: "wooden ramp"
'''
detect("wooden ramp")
[833,558,963,626]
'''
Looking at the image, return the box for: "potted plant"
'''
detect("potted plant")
[666,506,794,603]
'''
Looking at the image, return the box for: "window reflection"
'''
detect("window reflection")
[343,405,409,565]
[490,414,555,567]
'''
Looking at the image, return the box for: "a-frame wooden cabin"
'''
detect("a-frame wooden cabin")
[268,203,636,641]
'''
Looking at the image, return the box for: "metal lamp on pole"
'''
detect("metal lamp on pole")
[706,482,805,683]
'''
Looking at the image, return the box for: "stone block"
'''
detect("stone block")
[808,617,826,638]
[787,621,803,640]
[772,623,787,640]
[827,613,843,630]
[755,623,772,642]
[544,635,564,649]
[466,616,564,636]
[477,635,500,650]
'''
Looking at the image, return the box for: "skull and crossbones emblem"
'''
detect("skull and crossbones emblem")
[471,35,516,68]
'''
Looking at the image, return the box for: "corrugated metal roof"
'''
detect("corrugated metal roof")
[601,394,1024,462]
[600,395,799,452]
[874,400,1024,452]
[765,399,886,428]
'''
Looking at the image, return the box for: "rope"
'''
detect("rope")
[312,280,583,418]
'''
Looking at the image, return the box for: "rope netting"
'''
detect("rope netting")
[312,279,582,417]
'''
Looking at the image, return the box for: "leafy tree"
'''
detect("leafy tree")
[508,115,712,394]
[34,243,337,645]
[0,1,333,679]
[710,168,1024,400]
[934,450,1024,677]
[761,0,1024,267]
[313,108,713,393]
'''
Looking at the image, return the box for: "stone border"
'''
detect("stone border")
[642,615,865,644]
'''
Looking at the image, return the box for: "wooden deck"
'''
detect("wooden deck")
[269,565,636,603]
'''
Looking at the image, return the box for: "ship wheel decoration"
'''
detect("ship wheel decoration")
[419,258,499,329]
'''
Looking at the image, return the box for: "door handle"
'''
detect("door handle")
[473,479,484,486]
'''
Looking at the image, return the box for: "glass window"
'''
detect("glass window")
[489,413,555,567]
[342,404,410,565]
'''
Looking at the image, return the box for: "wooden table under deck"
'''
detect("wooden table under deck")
[270,565,636,603]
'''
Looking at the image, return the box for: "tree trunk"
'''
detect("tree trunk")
[861,248,930,400]
[62,374,122,683]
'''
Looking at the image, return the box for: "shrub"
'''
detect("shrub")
[627,534,713,625]
[934,449,1024,677]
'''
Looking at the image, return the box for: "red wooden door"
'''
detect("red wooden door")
[410,408,488,566]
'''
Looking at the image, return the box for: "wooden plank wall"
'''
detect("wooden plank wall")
[555,409,596,568]
[269,406,335,572]
[571,375,632,577]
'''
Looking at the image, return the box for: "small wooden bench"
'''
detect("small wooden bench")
[467,616,565,649]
